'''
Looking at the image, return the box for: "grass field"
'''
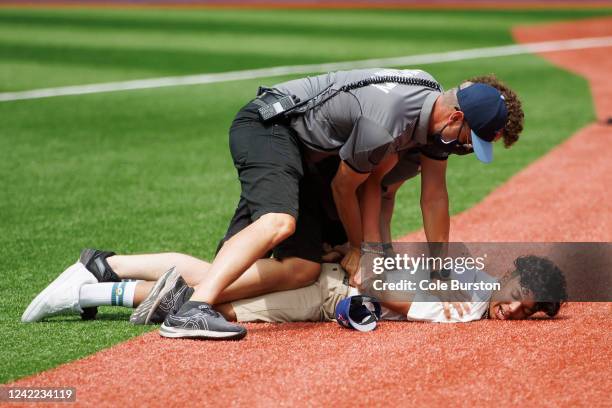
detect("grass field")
[1,7,610,383]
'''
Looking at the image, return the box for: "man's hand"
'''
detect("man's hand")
[425,273,472,320]
[321,242,350,262]
[350,268,363,288]
[332,242,350,257]
[442,302,471,320]
[341,246,360,275]
[341,246,361,286]
[437,288,472,320]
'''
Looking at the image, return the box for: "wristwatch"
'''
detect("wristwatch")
[430,268,452,280]
[360,242,385,256]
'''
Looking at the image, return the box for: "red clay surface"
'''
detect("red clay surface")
[403,17,612,243]
[5,17,612,408]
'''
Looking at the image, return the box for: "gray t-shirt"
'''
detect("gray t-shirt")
[274,68,442,173]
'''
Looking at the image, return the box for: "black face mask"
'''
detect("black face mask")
[430,122,474,156]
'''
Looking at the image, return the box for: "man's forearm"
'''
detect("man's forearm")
[332,184,363,248]
[360,154,399,244]
[380,194,395,244]
[332,155,397,249]
[419,154,449,243]
[360,177,385,243]
[331,161,370,249]
[421,197,450,242]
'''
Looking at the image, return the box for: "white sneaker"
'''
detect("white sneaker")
[21,262,97,323]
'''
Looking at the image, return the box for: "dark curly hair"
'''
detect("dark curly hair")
[466,74,524,148]
[511,255,568,317]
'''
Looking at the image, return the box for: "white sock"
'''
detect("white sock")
[79,281,138,308]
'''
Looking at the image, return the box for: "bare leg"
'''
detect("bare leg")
[215,303,236,321]
[107,253,211,282]
[133,281,155,306]
[217,257,320,304]
[106,251,320,305]
[190,213,296,304]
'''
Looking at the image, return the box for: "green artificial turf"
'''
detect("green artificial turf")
[0,7,610,91]
[0,7,609,383]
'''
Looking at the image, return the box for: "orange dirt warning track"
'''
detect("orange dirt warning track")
[5,17,612,407]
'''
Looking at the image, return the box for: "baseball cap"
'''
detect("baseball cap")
[457,83,508,163]
[335,295,382,332]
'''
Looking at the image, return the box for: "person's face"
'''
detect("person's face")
[440,109,471,144]
[488,275,538,320]
[443,110,504,145]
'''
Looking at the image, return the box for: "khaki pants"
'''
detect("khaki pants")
[231,263,350,323]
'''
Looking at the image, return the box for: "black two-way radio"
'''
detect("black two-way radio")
[257,75,442,123]
[257,95,299,122]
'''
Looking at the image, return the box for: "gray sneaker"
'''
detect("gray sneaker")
[129,266,177,325]
[160,302,246,340]
[146,274,193,324]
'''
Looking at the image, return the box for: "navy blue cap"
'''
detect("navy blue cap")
[457,83,508,163]
[335,295,382,332]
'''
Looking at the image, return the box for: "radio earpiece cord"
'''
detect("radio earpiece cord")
[257,76,442,123]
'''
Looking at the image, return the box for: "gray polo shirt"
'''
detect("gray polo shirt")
[274,68,442,174]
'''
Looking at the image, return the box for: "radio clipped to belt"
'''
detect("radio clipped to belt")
[255,76,442,123]
[255,87,301,122]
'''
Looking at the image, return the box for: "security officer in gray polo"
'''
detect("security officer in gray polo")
[160,68,524,340]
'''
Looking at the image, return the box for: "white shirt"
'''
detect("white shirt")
[352,266,496,323]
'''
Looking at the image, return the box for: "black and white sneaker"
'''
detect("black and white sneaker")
[78,248,120,320]
[130,267,194,325]
[160,302,246,340]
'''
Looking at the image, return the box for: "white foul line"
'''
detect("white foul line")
[1,36,611,103]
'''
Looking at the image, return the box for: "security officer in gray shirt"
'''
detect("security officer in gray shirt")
[161,68,516,340]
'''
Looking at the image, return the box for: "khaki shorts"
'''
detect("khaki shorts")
[231,263,350,323]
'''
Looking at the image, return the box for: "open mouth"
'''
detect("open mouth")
[496,305,506,320]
